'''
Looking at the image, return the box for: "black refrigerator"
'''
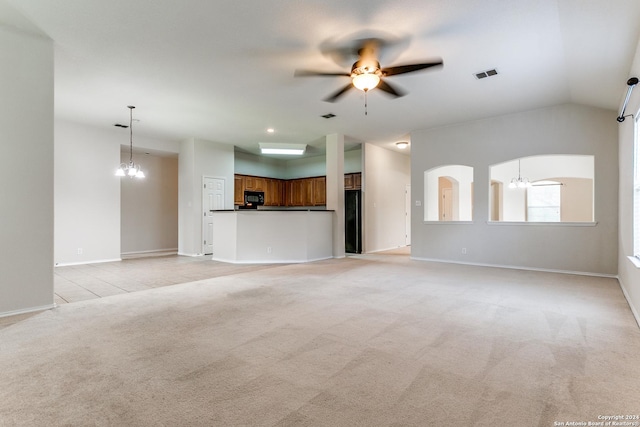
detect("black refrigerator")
[345,190,362,254]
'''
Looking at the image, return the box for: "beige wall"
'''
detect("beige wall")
[121,153,178,256]
[558,177,593,222]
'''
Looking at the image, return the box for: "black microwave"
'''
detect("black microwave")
[243,191,264,208]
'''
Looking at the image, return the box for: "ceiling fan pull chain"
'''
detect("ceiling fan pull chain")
[364,89,368,116]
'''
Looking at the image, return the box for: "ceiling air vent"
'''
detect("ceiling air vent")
[474,69,499,80]
[321,113,336,119]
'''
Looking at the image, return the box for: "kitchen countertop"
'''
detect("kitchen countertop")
[211,209,335,212]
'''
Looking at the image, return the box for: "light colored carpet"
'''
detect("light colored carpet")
[1,254,639,426]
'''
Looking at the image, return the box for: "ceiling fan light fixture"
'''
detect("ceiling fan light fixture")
[396,141,409,149]
[352,73,380,91]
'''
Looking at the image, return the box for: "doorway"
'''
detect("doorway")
[345,190,362,254]
[405,184,411,246]
[203,177,225,255]
[438,176,457,221]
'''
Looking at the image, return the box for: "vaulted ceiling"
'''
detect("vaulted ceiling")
[3,0,640,156]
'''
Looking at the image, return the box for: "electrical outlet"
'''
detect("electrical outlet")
[461,248,467,254]
[77,248,83,255]
[267,246,272,254]
[415,201,422,207]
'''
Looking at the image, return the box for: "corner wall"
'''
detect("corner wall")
[55,121,122,265]
[121,153,178,256]
[55,120,180,265]
[179,138,234,256]
[0,25,54,315]
[411,103,618,275]
[618,39,640,323]
[363,144,411,253]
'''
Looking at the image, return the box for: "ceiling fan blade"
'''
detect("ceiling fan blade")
[381,60,443,76]
[377,79,405,98]
[324,83,354,102]
[294,69,351,77]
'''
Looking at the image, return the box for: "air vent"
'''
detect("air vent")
[475,68,499,79]
[321,113,336,119]
[114,123,129,128]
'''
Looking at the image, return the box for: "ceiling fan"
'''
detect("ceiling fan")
[294,38,443,103]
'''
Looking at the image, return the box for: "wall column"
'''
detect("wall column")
[326,134,345,258]
[0,25,54,315]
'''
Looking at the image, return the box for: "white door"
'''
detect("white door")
[405,185,411,245]
[203,177,225,255]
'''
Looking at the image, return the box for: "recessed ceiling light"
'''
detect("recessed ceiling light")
[266,128,275,133]
[396,141,409,149]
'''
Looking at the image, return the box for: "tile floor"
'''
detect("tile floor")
[54,255,285,305]
[0,250,406,330]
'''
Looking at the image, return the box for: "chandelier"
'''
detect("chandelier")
[115,106,145,178]
[508,159,530,189]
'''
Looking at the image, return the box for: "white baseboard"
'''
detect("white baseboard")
[210,256,333,264]
[0,303,56,319]
[410,256,617,279]
[54,258,121,267]
[366,245,409,254]
[121,249,178,259]
[177,252,206,257]
[617,275,640,329]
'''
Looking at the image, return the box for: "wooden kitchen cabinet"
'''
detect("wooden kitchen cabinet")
[264,178,283,206]
[344,174,353,190]
[353,173,361,189]
[235,174,331,207]
[286,177,325,207]
[344,173,361,190]
[274,180,284,205]
[254,177,266,192]
[235,175,281,206]
[302,178,314,206]
[234,176,244,205]
[243,175,255,190]
[263,178,273,206]
[288,179,304,206]
[313,177,326,206]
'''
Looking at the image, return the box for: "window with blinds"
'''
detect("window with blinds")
[527,181,561,222]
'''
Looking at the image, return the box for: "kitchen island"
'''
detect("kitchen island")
[209,209,333,263]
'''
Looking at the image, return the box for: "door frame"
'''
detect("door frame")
[202,175,226,255]
[405,184,411,245]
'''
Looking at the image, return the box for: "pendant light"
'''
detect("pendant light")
[115,106,145,179]
[508,159,530,189]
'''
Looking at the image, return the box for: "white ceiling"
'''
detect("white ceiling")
[4,0,640,157]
